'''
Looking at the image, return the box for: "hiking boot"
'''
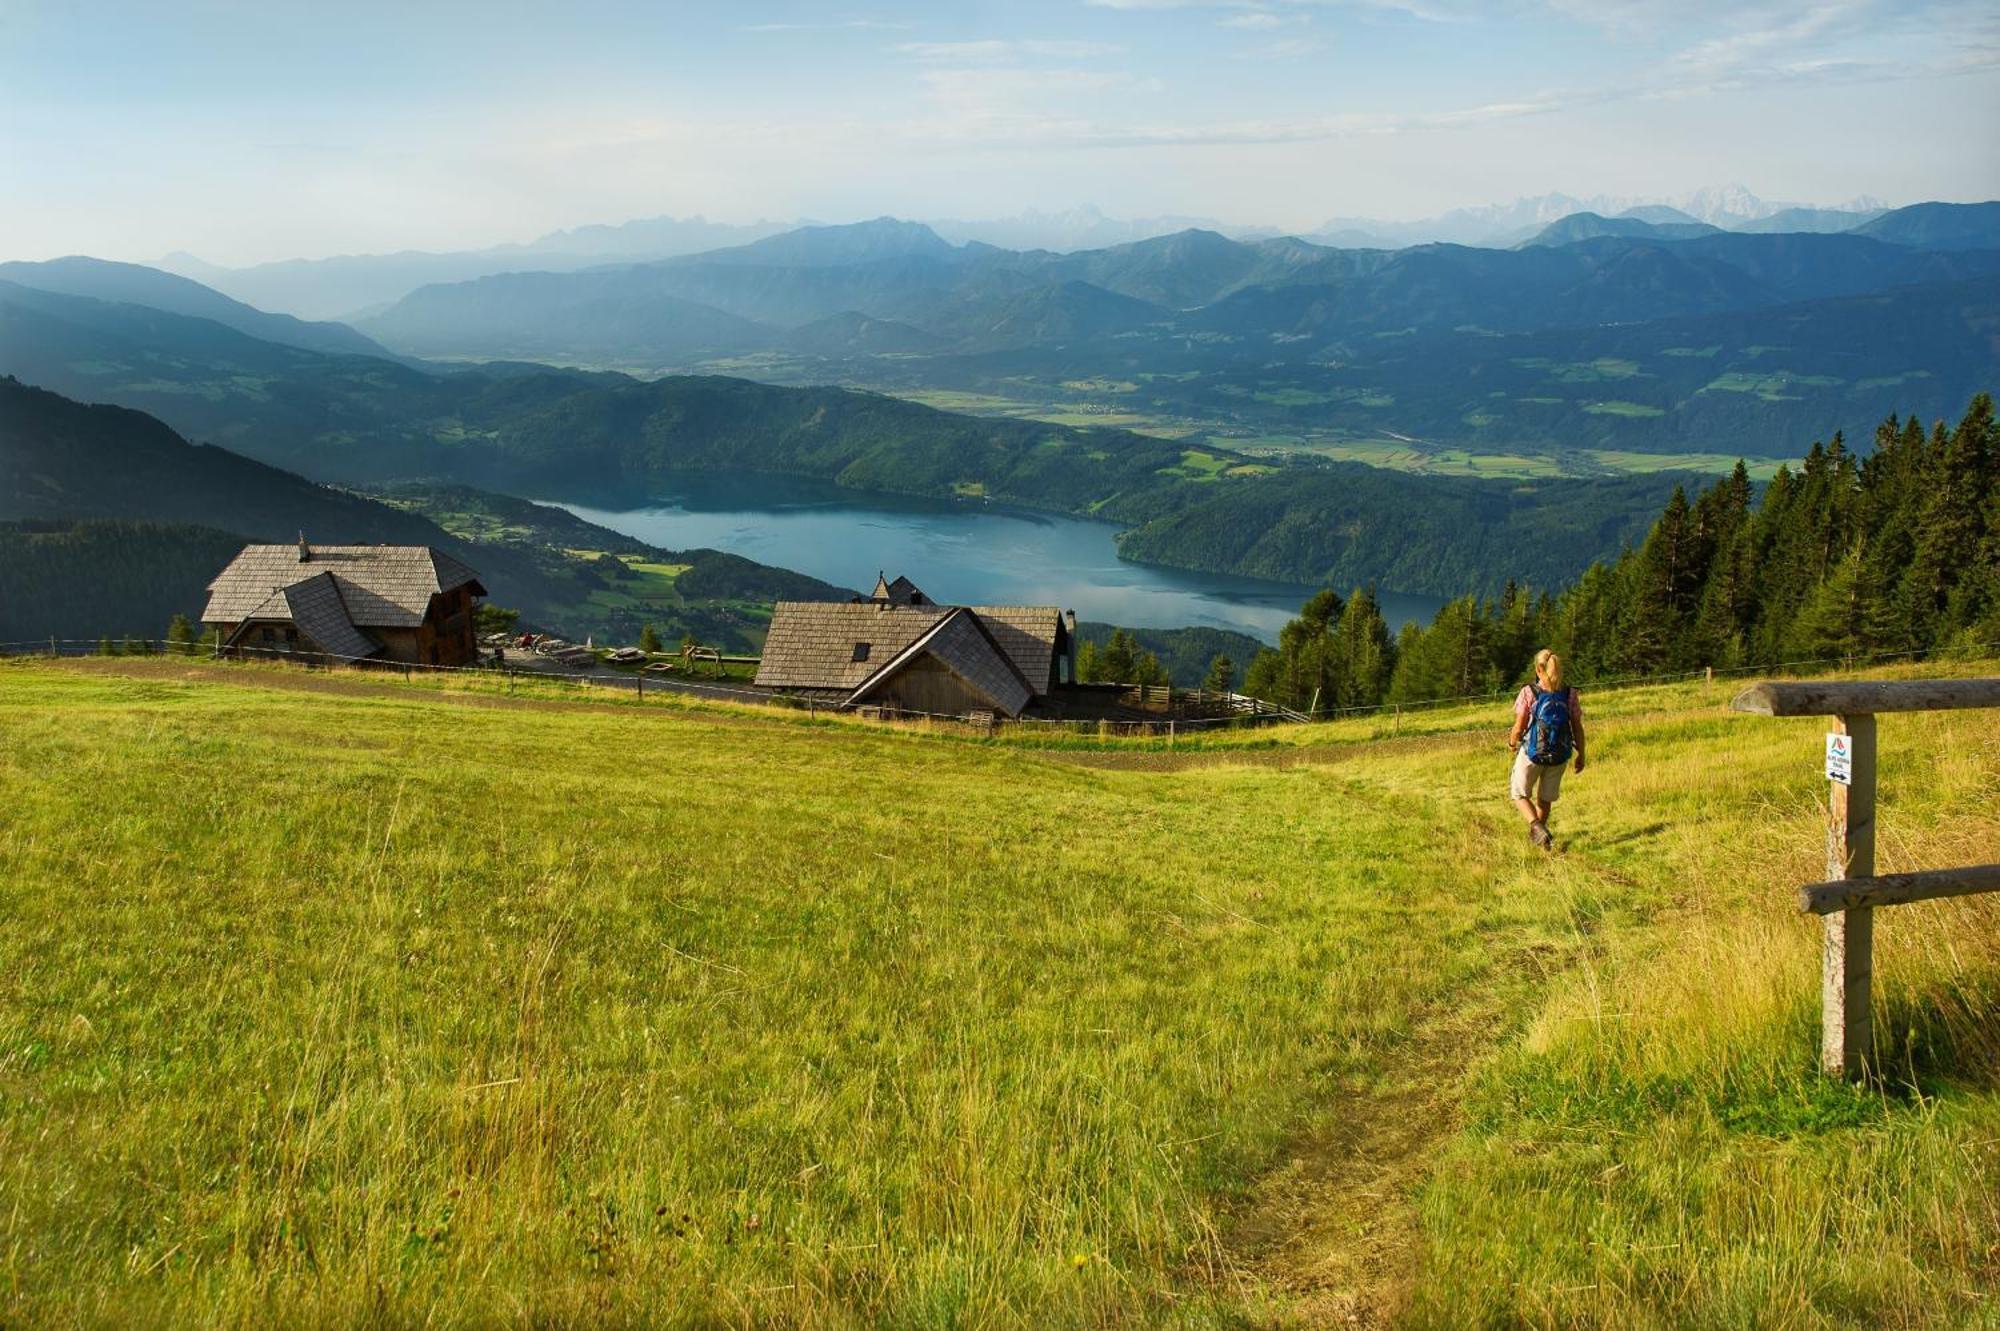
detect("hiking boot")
[1529,821,1553,850]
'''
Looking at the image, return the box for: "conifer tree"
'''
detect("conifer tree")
[1899,395,1994,644]
[1202,654,1236,694]
[1099,629,1137,683]
[1075,638,1101,683]
[1328,588,1395,707]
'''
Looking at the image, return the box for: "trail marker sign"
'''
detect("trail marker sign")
[1824,732,1854,786]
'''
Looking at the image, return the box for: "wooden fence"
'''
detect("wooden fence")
[1730,677,2000,1079]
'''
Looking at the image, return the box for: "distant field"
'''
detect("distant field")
[860,387,1797,480]
[3,658,1994,1326]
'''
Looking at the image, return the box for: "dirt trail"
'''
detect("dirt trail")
[1216,1004,1481,1327]
[1208,801,1587,1325]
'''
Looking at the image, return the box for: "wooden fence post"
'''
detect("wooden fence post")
[1824,713,1877,1078]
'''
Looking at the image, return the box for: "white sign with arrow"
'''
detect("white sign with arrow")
[1825,732,1854,786]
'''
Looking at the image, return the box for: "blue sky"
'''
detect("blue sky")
[2,0,1995,264]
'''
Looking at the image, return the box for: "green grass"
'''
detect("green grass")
[1157,450,1234,481]
[1583,400,1668,418]
[1554,359,1645,383]
[1701,372,1846,402]
[1584,450,1785,479]
[2,659,1994,1326]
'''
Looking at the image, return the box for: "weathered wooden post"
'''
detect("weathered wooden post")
[1734,677,2000,1079]
[1822,713,1876,1078]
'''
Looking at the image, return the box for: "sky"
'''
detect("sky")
[2,0,1996,265]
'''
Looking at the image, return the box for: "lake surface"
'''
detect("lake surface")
[550,473,1444,644]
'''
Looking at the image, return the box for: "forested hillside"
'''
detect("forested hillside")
[0,378,844,647]
[0,287,1697,595]
[1238,394,2000,709]
[0,521,248,641]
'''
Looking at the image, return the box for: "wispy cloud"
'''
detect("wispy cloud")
[743,18,910,32]
[1233,35,1326,58]
[894,39,1124,61]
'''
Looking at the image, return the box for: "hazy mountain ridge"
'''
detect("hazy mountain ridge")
[0,256,395,359]
[0,284,1698,595]
[353,204,2000,385]
[151,186,1907,322]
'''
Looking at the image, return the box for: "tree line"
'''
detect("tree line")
[1233,394,2000,712]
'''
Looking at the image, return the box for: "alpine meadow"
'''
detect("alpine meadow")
[3,1,1999,1327]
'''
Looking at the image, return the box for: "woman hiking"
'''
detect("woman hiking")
[1507,648,1585,851]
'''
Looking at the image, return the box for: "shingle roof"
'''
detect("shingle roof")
[867,573,929,605]
[280,572,380,660]
[846,608,1035,717]
[754,601,953,691]
[966,606,1063,691]
[202,544,484,628]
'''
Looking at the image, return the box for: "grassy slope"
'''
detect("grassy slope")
[0,660,1994,1327]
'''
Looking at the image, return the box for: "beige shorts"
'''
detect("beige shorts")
[1511,748,1566,803]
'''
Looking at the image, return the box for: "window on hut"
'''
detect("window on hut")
[851,642,871,663]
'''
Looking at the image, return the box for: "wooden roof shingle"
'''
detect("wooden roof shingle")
[202,544,484,628]
[966,605,1063,690]
[278,571,380,659]
[753,601,953,691]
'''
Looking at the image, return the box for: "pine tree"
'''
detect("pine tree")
[1075,639,1101,683]
[1388,597,1490,702]
[1099,629,1137,683]
[166,613,198,656]
[1328,588,1395,707]
[1901,395,1995,643]
[1786,545,1891,663]
[1242,647,1282,701]
[1202,654,1236,694]
[638,624,664,654]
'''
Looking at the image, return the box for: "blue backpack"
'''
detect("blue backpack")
[1524,686,1575,766]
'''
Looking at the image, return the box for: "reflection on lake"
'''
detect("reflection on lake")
[548,473,1444,644]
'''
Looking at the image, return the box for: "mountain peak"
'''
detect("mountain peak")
[710,217,957,267]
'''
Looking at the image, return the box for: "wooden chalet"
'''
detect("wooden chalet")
[202,538,485,667]
[753,573,1076,718]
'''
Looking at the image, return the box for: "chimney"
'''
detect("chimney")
[296,532,311,563]
[1064,609,1078,684]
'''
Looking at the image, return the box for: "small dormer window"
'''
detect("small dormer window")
[852,642,871,662]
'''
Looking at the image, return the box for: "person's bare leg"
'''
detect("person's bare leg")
[1536,800,1552,824]
[1514,796,1541,825]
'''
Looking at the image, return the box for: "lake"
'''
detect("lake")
[550,473,1444,644]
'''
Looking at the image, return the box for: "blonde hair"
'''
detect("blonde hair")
[1533,648,1565,690]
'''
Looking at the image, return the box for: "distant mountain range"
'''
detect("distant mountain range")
[151,186,1906,321]
[0,256,395,358]
[0,278,1695,597]
[328,202,2000,460]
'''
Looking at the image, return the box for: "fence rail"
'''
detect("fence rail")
[7,635,1997,742]
[1730,675,2000,1079]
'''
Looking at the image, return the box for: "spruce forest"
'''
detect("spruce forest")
[1241,393,2000,711]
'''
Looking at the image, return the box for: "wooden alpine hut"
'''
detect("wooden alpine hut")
[753,573,1076,718]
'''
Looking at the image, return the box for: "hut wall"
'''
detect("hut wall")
[866,656,994,717]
